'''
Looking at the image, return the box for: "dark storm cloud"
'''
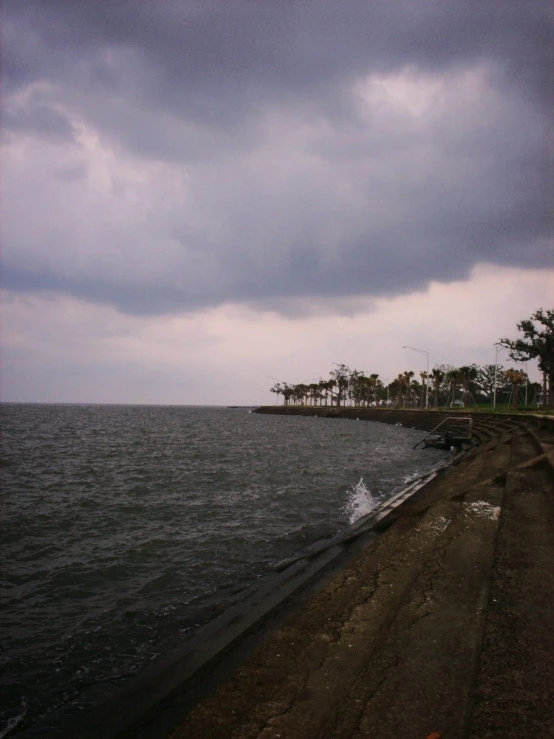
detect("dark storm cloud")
[2,0,553,315]
[5,1,552,110]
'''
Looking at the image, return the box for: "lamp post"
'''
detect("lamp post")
[403,346,429,408]
[524,361,528,408]
[493,344,501,409]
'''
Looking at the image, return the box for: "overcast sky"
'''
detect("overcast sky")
[2,0,553,404]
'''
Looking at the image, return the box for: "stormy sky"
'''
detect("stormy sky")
[2,1,553,404]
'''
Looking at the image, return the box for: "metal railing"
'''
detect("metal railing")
[413,417,473,449]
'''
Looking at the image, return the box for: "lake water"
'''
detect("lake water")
[0,404,447,736]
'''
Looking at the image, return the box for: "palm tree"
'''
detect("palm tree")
[371,375,385,406]
[393,373,404,407]
[297,383,310,405]
[458,365,478,406]
[408,378,422,407]
[431,369,444,409]
[364,374,380,406]
[419,371,428,407]
[402,371,415,407]
[446,368,464,406]
[282,383,294,406]
[327,378,337,406]
[307,383,321,406]
[349,372,365,406]
[318,379,330,407]
[350,369,374,407]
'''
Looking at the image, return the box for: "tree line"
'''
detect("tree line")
[270,309,554,409]
[270,364,539,409]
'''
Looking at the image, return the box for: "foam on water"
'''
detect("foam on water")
[345,477,378,524]
[402,469,423,485]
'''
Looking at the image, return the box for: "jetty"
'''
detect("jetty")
[65,409,554,738]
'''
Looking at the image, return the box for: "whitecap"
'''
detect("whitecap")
[345,478,377,524]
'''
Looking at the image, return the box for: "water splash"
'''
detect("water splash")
[345,478,377,524]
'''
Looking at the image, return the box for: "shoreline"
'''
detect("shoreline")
[22,410,554,737]
[169,409,554,738]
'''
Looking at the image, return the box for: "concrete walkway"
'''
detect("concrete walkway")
[166,419,554,739]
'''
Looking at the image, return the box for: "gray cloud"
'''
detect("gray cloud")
[3,101,76,143]
[2,0,552,316]
[53,161,88,183]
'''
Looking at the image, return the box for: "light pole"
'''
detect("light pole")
[524,361,528,407]
[493,344,501,409]
[403,346,430,408]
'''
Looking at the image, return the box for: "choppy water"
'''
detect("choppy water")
[0,404,447,736]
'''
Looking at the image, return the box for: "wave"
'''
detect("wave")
[345,478,378,524]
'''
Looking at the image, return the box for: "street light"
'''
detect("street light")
[524,361,528,407]
[493,344,502,409]
[403,346,430,408]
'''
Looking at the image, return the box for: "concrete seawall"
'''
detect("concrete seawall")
[255,404,554,445]
[48,409,554,738]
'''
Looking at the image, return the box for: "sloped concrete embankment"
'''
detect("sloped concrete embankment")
[254,405,542,445]
[169,415,554,739]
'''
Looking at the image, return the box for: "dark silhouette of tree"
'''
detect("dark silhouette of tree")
[505,368,527,408]
[419,371,428,407]
[270,382,282,405]
[500,308,554,408]
[318,379,331,406]
[475,364,505,403]
[403,371,415,407]
[458,365,478,406]
[282,383,294,406]
[330,364,350,407]
[431,368,444,409]
[267,352,547,411]
[445,368,464,406]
